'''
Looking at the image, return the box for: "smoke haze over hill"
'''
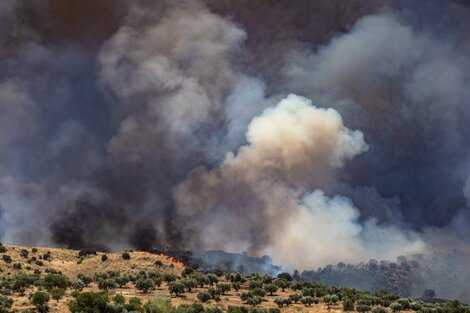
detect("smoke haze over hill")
[1,1,470,294]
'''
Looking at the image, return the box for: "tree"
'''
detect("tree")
[289,293,302,303]
[246,296,262,307]
[163,273,177,284]
[181,278,197,293]
[68,292,109,313]
[97,279,117,291]
[197,291,211,303]
[101,255,108,262]
[323,295,339,309]
[207,274,219,285]
[217,283,231,295]
[356,305,372,313]
[136,278,154,293]
[277,272,292,281]
[20,249,29,258]
[389,302,403,312]
[70,279,85,291]
[113,294,125,305]
[343,299,355,311]
[274,279,290,292]
[50,288,66,302]
[31,291,50,313]
[2,255,11,264]
[44,274,69,291]
[372,307,387,313]
[300,296,315,307]
[144,296,175,313]
[251,288,266,298]
[122,252,131,260]
[77,274,92,287]
[274,297,285,307]
[264,284,278,296]
[232,282,241,291]
[169,282,185,297]
[126,297,143,312]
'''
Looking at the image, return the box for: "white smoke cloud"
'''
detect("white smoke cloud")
[175,94,423,269]
[270,190,424,269]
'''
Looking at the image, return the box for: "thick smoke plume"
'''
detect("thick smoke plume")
[1,0,470,298]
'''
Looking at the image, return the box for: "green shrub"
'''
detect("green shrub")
[357,305,372,313]
[1,255,11,264]
[68,292,110,313]
[31,291,50,313]
[343,298,355,311]
[144,296,175,313]
[122,252,131,260]
[197,291,211,303]
[50,288,66,302]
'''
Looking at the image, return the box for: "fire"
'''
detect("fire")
[158,253,185,269]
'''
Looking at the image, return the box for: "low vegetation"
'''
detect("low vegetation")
[0,244,468,313]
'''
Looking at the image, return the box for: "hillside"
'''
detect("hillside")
[0,243,466,313]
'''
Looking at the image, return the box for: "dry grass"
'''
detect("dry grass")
[0,244,414,313]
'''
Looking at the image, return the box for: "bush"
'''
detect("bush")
[343,299,355,311]
[206,307,223,313]
[68,292,109,313]
[43,252,52,261]
[357,305,372,313]
[277,272,292,281]
[98,279,117,291]
[0,295,13,311]
[288,293,302,303]
[31,291,50,313]
[246,296,262,307]
[126,297,143,312]
[78,249,97,258]
[77,274,92,287]
[44,274,69,290]
[390,302,403,312]
[300,296,315,306]
[372,307,387,313]
[20,249,29,258]
[169,282,185,297]
[0,246,6,253]
[228,306,249,313]
[144,296,174,313]
[122,252,131,260]
[2,255,11,264]
[217,283,231,295]
[50,288,66,302]
[12,263,21,270]
[197,291,211,303]
[70,279,85,291]
[136,278,154,293]
[101,255,108,262]
[264,284,278,296]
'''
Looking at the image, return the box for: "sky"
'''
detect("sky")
[1,0,470,271]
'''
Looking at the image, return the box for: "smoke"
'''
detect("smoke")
[1,0,470,294]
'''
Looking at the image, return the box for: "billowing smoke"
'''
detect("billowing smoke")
[1,0,470,293]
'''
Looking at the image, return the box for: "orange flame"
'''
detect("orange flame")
[158,253,185,269]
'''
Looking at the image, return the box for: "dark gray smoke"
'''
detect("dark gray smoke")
[1,0,470,298]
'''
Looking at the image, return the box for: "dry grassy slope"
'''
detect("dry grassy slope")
[0,244,182,278]
[0,245,416,313]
